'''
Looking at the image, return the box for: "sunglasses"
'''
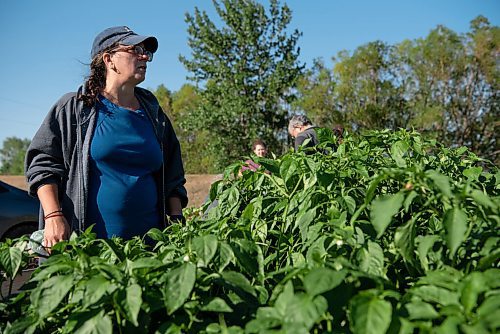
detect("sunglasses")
[110,45,154,62]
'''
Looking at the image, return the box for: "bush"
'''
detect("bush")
[1,129,498,333]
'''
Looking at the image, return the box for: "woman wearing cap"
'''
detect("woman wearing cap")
[25,26,187,249]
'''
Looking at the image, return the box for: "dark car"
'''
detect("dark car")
[0,180,39,241]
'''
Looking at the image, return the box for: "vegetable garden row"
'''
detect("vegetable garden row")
[1,129,499,333]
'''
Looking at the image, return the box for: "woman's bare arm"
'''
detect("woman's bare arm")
[37,183,70,251]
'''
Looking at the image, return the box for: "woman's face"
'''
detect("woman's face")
[107,43,152,84]
[253,144,267,157]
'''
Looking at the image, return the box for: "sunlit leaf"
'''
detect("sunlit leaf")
[164,262,196,314]
[304,268,346,296]
[349,293,392,334]
[443,207,468,258]
[370,193,404,238]
[192,234,218,267]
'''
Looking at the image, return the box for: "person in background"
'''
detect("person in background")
[252,139,268,158]
[241,139,268,173]
[25,26,187,251]
[288,115,320,152]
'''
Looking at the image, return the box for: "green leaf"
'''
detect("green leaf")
[282,294,328,331]
[231,239,259,276]
[416,235,440,272]
[146,228,168,242]
[164,262,196,314]
[252,219,268,243]
[443,207,468,258]
[221,271,256,296]
[32,274,74,318]
[128,257,163,272]
[241,202,255,222]
[304,268,346,296]
[275,281,295,316]
[370,192,404,238]
[357,241,385,277]
[470,189,497,210]
[478,249,500,270]
[0,246,22,278]
[294,207,316,241]
[291,252,306,267]
[403,190,418,212]
[365,174,386,205]
[82,275,112,308]
[426,170,452,197]
[477,294,500,326]
[201,297,233,313]
[461,272,487,314]
[483,268,500,288]
[3,314,38,334]
[343,195,357,214]
[280,157,299,191]
[245,307,282,333]
[226,185,240,216]
[125,283,142,326]
[417,268,461,290]
[435,316,461,334]
[216,242,234,273]
[405,301,439,320]
[349,293,392,334]
[394,219,416,264]
[192,234,218,267]
[410,285,460,306]
[72,310,113,334]
[391,140,409,167]
[463,167,482,180]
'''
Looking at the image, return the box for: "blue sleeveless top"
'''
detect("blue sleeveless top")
[87,96,163,239]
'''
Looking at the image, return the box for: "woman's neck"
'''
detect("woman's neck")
[101,84,139,110]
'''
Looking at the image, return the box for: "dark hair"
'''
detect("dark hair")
[288,115,313,131]
[252,139,266,151]
[332,124,344,139]
[80,44,119,107]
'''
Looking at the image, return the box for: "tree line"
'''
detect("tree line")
[1,0,497,174]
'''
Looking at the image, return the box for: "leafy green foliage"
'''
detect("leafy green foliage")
[152,83,219,173]
[180,0,304,169]
[0,137,31,175]
[1,130,498,333]
[295,16,499,165]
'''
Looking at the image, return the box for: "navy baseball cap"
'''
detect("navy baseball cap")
[91,26,158,59]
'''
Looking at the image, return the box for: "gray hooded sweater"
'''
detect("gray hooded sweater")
[25,86,188,232]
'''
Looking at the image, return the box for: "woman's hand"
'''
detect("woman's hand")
[43,215,70,253]
[37,183,70,253]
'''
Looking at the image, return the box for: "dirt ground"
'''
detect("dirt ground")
[0,174,220,208]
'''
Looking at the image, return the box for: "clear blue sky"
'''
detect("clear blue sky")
[0,0,498,146]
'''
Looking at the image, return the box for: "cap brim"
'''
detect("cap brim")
[120,35,158,53]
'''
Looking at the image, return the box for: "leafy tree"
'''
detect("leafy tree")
[153,84,174,121]
[394,20,499,162]
[180,0,304,170]
[292,59,343,129]
[0,137,31,175]
[152,84,218,173]
[173,84,219,173]
[295,16,499,164]
[333,41,405,130]
[464,16,499,162]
